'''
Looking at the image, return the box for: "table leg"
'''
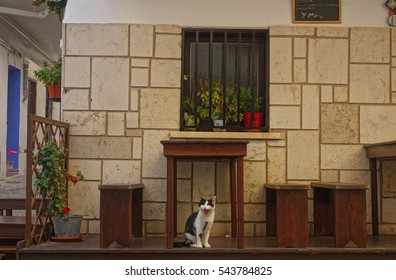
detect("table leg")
[313,188,334,236]
[369,158,379,236]
[230,159,237,237]
[237,157,244,249]
[166,157,176,249]
[265,188,276,237]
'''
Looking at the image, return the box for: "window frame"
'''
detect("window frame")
[180,28,270,132]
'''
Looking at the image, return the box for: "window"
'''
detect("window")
[181,29,269,132]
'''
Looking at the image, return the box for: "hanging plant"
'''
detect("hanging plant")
[32,0,67,19]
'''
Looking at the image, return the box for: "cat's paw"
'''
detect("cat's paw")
[189,244,198,248]
[204,244,211,248]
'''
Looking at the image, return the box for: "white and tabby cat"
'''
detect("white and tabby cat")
[175,196,216,248]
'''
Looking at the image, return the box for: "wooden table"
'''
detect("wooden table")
[311,182,368,248]
[364,141,396,236]
[161,139,248,249]
[265,183,309,248]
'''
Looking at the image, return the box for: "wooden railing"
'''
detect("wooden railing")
[25,114,69,247]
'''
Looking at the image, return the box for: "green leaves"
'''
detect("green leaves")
[33,58,61,85]
[35,141,67,216]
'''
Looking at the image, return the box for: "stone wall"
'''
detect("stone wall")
[63,24,396,236]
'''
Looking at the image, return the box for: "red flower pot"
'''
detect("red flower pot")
[47,84,61,102]
[243,112,263,128]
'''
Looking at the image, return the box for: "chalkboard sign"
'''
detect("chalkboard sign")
[293,0,341,23]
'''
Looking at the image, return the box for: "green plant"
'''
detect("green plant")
[34,141,84,217]
[239,87,263,112]
[196,80,236,122]
[32,0,67,17]
[34,58,62,85]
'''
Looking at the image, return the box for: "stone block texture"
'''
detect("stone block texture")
[63,23,396,236]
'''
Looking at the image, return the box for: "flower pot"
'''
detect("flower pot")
[52,215,82,237]
[243,112,263,128]
[47,84,61,102]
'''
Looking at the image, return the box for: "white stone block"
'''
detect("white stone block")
[287,131,319,180]
[321,86,333,103]
[308,39,348,84]
[321,144,368,170]
[63,111,106,136]
[294,38,307,58]
[350,27,390,63]
[62,89,89,110]
[66,24,129,56]
[270,84,301,105]
[302,85,319,129]
[350,64,389,103]
[140,88,180,129]
[130,24,154,57]
[108,112,125,136]
[360,106,396,143]
[133,137,142,159]
[63,57,90,88]
[131,68,149,87]
[270,38,292,83]
[270,106,300,129]
[142,179,167,202]
[155,34,181,58]
[102,160,141,184]
[150,60,181,88]
[91,57,129,110]
[142,130,169,178]
[69,159,102,181]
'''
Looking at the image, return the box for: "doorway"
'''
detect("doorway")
[6,65,21,170]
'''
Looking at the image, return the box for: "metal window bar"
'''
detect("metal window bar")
[181,29,268,132]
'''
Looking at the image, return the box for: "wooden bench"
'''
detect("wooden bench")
[98,183,144,248]
[265,183,309,248]
[0,198,27,239]
[311,182,368,248]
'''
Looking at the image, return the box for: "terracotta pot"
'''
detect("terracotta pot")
[47,84,61,102]
[243,112,263,128]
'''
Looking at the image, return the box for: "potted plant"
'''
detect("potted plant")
[32,0,68,21]
[34,58,62,102]
[34,141,84,238]
[240,87,264,128]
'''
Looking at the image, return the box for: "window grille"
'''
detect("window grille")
[181,29,269,132]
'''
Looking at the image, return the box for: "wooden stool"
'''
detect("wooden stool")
[311,182,368,248]
[98,183,144,248]
[265,183,309,248]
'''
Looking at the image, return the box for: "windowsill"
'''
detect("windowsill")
[169,131,284,140]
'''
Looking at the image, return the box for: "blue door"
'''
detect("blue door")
[6,65,21,170]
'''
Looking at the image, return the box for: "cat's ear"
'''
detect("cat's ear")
[211,196,217,204]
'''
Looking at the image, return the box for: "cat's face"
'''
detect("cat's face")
[198,196,216,216]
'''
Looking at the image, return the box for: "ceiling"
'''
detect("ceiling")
[0,0,62,65]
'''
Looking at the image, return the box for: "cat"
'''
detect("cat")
[175,196,216,248]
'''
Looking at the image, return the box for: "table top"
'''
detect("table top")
[161,138,249,158]
[363,140,396,159]
[98,183,144,190]
[311,182,368,190]
[264,183,309,190]
[161,139,250,144]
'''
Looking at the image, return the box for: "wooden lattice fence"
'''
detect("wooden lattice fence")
[25,114,69,247]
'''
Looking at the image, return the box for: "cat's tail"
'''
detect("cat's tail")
[173,239,193,247]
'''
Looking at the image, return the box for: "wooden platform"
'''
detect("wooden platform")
[16,235,396,260]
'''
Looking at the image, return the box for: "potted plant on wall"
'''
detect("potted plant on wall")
[34,141,84,239]
[34,58,62,102]
[32,0,68,21]
[240,87,264,129]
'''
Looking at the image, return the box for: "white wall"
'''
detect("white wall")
[64,0,389,27]
[0,46,8,179]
